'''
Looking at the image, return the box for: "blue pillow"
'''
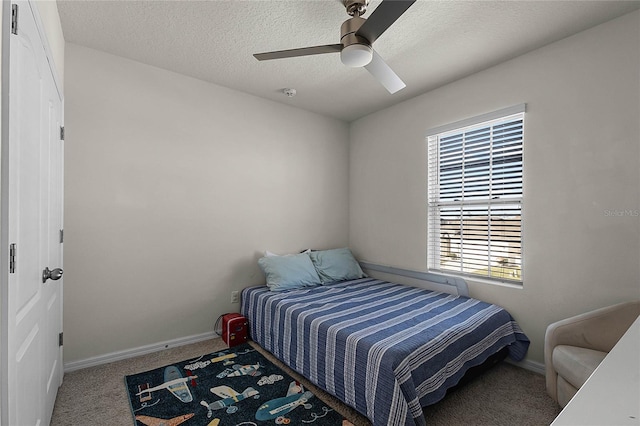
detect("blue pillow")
[308,248,366,284]
[258,253,322,291]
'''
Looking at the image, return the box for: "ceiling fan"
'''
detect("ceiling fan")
[253,0,416,94]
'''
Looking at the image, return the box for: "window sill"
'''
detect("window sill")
[466,276,524,290]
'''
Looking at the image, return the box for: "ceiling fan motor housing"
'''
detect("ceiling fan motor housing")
[340,16,371,49]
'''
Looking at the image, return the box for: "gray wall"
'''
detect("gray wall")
[64,44,350,363]
[349,11,640,364]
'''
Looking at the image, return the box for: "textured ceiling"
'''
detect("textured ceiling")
[57,0,640,122]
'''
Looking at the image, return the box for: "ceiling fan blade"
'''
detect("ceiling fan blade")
[364,49,406,94]
[356,0,416,44]
[254,44,342,61]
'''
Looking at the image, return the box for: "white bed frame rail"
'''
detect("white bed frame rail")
[359,262,469,297]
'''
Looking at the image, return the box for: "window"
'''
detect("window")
[427,105,525,284]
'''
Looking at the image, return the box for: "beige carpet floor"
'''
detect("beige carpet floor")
[51,338,561,425]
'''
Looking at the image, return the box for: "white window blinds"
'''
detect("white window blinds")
[427,106,525,284]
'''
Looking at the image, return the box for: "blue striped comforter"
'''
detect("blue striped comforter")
[241,278,529,426]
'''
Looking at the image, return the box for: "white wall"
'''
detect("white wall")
[64,43,350,363]
[349,11,640,364]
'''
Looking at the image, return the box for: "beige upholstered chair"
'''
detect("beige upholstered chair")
[545,300,640,407]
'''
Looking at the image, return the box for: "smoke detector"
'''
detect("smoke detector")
[283,88,297,98]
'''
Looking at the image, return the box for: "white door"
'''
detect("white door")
[2,1,64,424]
[41,55,64,423]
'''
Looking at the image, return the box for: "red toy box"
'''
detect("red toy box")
[221,313,248,347]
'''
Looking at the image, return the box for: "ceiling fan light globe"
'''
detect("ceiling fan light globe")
[340,44,373,67]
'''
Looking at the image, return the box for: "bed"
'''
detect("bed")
[241,276,529,426]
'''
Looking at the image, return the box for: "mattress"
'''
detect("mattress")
[241,277,529,426]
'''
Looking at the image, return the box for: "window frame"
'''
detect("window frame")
[426,104,526,286]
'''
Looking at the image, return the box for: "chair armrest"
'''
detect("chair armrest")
[544,300,639,402]
[546,301,639,353]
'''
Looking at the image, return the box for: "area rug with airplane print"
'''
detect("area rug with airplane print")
[125,342,351,426]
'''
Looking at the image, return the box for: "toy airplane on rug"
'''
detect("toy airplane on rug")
[135,366,197,403]
[216,362,263,379]
[134,413,194,426]
[200,385,260,417]
[256,380,314,421]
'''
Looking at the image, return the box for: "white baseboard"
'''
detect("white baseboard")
[63,331,219,372]
[63,330,546,379]
[507,357,545,375]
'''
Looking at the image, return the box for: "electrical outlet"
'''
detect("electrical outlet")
[231,291,239,303]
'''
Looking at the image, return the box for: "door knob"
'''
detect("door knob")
[43,267,63,283]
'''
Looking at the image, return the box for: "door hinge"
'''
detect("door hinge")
[59,332,63,347]
[60,126,65,140]
[9,243,17,273]
[60,229,64,243]
[11,4,18,35]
